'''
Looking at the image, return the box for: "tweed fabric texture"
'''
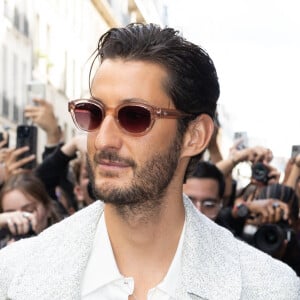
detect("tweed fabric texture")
[0,196,299,299]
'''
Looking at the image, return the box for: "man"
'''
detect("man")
[183,161,225,220]
[0,23,299,300]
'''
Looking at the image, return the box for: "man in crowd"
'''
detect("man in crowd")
[0,23,299,299]
[183,161,225,220]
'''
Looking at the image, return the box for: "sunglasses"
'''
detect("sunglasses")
[68,98,192,136]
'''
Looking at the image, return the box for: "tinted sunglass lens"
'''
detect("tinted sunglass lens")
[119,106,151,133]
[74,103,102,131]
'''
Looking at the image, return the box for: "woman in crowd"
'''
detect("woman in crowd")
[0,172,63,248]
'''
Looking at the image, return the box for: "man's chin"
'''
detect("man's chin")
[94,180,128,201]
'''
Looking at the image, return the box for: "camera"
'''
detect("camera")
[253,220,293,256]
[251,162,269,184]
[0,224,36,245]
[16,125,38,169]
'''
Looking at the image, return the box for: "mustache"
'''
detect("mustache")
[93,150,136,168]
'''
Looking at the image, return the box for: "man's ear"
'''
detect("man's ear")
[181,114,214,158]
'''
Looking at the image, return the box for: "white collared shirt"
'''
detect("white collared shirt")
[81,210,186,300]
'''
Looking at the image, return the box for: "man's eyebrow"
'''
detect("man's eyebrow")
[90,96,150,105]
[201,198,219,203]
[189,197,219,203]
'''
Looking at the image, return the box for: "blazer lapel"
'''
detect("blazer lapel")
[8,201,104,300]
[176,196,242,300]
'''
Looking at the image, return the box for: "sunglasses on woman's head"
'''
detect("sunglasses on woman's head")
[68,98,192,136]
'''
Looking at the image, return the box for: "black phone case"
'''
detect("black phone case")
[16,125,38,169]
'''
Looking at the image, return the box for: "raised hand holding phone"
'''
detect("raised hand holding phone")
[16,125,37,170]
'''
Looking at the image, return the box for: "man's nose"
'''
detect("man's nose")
[93,115,123,150]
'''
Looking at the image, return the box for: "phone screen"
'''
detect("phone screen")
[27,81,46,105]
[233,131,248,150]
[291,145,300,158]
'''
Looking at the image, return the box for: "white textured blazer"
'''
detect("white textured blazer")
[0,196,299,300]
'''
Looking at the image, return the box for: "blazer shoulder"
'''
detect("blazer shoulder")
[236,239,300,299]
[0,201,104,298]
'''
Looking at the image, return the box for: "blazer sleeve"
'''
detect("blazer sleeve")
[0,236,37,298]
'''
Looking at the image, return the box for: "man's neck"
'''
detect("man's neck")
[104,191,185,297]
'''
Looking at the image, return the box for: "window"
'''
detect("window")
[2,46,8,117]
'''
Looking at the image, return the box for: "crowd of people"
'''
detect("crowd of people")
[0,23,299,298]
[184,125,300,276]
[0,99,93,248]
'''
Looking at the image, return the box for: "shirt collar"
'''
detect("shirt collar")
[81,210,125,296]
[81,208,186,298]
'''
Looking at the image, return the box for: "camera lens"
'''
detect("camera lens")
[254,224,285,255]
[252,162,269,184]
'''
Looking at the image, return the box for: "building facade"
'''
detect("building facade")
[0,0,167,160]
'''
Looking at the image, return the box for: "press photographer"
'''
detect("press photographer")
[0,173,63,249]
[240,183,300,275]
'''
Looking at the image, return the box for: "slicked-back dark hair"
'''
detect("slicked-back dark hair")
[90,23,220,177]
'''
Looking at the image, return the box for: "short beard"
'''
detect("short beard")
[86,130,183,220]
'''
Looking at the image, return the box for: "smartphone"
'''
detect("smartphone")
[16,125,38,169]
[26,81,46,105]
[0,131,9,148]
[233,131,248,150]
[291,145,300,158]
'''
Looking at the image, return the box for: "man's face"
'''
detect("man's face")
[87,59,183,213]
[183,178,222,220]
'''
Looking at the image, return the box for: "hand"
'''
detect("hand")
[0,147,9,163]
[265,164,281,184]
[24,99,62,144]
[247,198,289,224]
[0,211,37,236]
[295,153,300,167]
[230,145,273,165]
[3,147,35,180]
[0,132,9,149]
[61,134,87,157]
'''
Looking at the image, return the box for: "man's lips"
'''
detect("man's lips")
[98,159,130,168]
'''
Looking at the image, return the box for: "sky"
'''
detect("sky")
[166,0,300,160]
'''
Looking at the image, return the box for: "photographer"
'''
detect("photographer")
[183,161,225,221]
[216,144,274,205]
[216,157,282,236]
[241,183,300,276]
[0,173,63,249]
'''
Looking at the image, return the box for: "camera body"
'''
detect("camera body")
[251,162,269,184]
[16,125,38,169]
